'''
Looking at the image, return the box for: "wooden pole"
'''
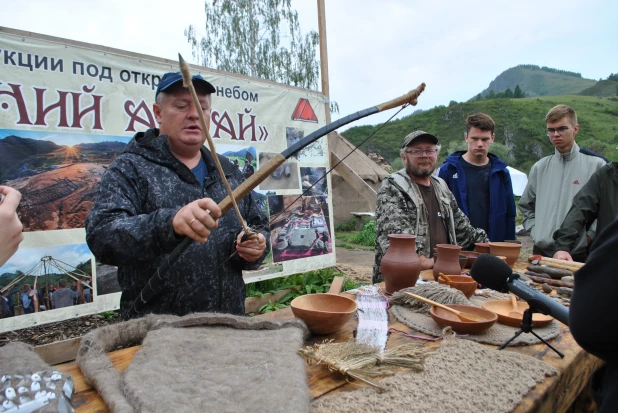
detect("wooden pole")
[317,0,331,124]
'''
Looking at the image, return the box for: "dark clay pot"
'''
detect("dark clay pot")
[433,243,462,281]
[381,234,422,294]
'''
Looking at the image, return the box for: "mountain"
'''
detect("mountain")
[74,141,127,152]
[476,65,597,99]
[222,146,257,158]
[342,95,618,175]
[579,80,618,97]
[0,135,62,179]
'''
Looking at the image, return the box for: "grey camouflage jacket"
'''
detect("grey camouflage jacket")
[85,129,269,319]
[373,169,488,283]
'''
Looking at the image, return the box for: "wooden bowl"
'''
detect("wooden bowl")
[482,300,553,327]
[291,294,357,334]
[438,275,478,298]
[475,242,491,254]
[430,304,497,334]
[489,242,522,266]
[460,251,481,268]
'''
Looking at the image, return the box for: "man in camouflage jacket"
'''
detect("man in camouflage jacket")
[86,72,269,319]
[373,131,488,283]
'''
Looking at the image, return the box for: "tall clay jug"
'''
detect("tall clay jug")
[381,234,422,294]
[433,244,462,281]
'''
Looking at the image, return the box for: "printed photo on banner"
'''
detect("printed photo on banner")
[0,129,130,231]
[268,195,332,263]
[0,243,93,318]
[285,127,327,162]
[219,144,256,180]
[300,167,328,196]
[257,152,300,191]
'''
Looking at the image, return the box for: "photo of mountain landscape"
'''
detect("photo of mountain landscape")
[0,130,130,231]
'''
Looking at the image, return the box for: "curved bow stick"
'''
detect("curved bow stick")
[125,80,426,319]
[179,54,254,239]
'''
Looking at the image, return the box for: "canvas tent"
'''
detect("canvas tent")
[506,166,528,196]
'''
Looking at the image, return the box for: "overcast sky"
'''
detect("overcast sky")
[1,0,616,129]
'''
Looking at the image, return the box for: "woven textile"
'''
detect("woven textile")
[311,329,558,413]
[355,285,389,351]
[77,313,310,413]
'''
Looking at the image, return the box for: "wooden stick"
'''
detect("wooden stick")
[524,273,574,288]
[528,255,584,269]
[178,54,250,235]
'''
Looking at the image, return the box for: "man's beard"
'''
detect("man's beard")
[406,163,435,178]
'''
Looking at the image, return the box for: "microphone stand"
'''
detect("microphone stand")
[498,308,565,358]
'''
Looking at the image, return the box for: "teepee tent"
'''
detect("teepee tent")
[506,166,528,196]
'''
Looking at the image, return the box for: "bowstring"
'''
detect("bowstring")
[208,103,410,275]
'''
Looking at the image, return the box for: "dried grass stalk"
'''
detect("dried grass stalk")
[298,340,434,389]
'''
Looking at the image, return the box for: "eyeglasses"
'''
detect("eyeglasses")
[546,126,570,136]
[405,149,438,157]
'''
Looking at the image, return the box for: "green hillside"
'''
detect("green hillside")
[341,95,618,175]
[478,65,597,98]
[579,79,618,97]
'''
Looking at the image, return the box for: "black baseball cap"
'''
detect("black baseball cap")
[155,72,216,98]
[401,130,438,148]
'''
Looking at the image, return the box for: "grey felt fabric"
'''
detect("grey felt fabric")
[77,313,310,413]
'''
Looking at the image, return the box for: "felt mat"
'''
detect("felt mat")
[389,284,561,346]
[311,328,558,413]
[391,304,561,346]
[77,313,310,413]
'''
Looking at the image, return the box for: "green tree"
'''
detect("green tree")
[487,90,496,99]
[504,88,514,98]
[513,85,524,98]
[185,0,320,90]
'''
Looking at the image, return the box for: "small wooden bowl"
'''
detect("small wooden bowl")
[460,251,481,268]
[291,294,357,334]
[482,300,553,327]
[475,242,491,254]
[489,242,522,267]
[438,275,478,298]
[430,304,497,334]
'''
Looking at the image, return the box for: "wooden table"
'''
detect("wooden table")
[49,261,601,413]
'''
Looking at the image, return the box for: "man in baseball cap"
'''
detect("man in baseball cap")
[86,71,269,319]
[155,72,216,99]
[372,130,488,284]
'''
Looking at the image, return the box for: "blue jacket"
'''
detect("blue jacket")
[439,152,516,242]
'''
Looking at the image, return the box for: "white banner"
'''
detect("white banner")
[0,27,335,332]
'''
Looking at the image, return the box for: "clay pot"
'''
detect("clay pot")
[460,251,481,268]
[432,244,462,281]
[475,243,491,254]
[489,242,522,267]
[381,234,422,294]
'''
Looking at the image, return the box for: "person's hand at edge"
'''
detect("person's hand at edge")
[0,186,24,267]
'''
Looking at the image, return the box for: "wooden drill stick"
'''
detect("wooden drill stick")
[178,54,253,238]
[528,255,584,269]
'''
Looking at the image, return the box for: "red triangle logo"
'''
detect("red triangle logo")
[291,98,318,123]
[573,180,579,184]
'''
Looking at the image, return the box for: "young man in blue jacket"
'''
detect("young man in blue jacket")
[438,113,516,242]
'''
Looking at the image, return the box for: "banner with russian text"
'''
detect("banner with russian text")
[0,27,334,332]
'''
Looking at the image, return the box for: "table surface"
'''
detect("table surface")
[54,260,601,413]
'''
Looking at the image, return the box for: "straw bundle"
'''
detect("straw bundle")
[298,340,434,389]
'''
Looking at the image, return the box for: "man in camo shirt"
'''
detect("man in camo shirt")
[373,131,488,284]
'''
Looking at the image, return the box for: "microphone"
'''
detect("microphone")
[470,254,569,325]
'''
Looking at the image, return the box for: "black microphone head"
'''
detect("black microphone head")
[470,253,513,292]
